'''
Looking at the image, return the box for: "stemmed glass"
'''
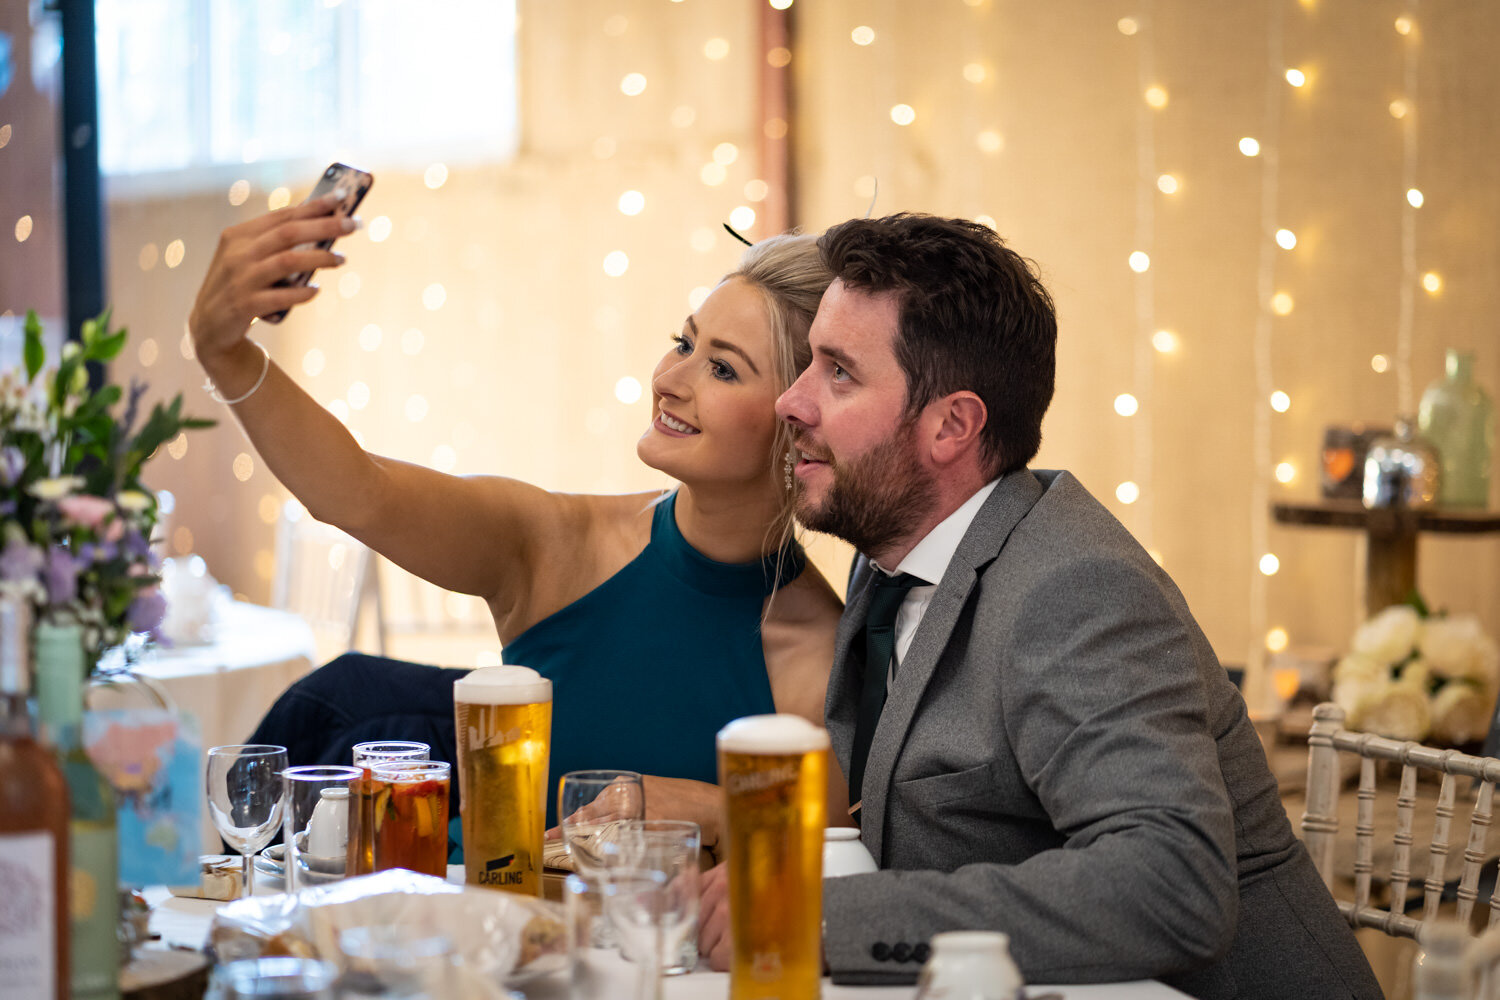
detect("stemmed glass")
[206,744,288,897]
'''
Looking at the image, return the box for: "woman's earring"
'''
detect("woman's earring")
[783,449,795,491]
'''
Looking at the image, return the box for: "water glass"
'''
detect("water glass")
[563,873,610,1000]
[205,744,287,898]
[348,741,430,877]
[369,760,450,877]
[282,765,362,891]
[601,868,673,1000]
[605,820,701,975]
[218,957,338,1000]
[338,926,457,1000]
[557,770,645,879]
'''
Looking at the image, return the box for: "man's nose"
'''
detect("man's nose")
[776,371,813,427]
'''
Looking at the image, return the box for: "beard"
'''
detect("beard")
[793,420,937,556]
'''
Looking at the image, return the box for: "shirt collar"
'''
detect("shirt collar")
[871,477,1002,585]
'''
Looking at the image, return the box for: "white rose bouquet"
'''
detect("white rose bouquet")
[1331,602,1500,745]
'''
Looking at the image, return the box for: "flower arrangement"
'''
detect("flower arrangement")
[1331,600,1500,745]
[0,310,212,669]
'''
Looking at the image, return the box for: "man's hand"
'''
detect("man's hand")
[697,861,732,971]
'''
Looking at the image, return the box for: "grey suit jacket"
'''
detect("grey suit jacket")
[821,470,1380,1000]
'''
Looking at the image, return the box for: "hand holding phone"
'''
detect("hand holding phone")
[261,162,374,324]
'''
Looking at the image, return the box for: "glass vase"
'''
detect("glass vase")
[1418,348,1495,508]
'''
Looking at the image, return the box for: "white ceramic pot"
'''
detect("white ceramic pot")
[823,827,878,878]
[913,931,1024,1000]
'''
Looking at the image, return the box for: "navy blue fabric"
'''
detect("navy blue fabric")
[248,491,800,835]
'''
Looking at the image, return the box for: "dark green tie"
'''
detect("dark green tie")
[848,571,927,815]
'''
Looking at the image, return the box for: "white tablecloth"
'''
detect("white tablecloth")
[144,873,1190,1000]
[100,601,317,852]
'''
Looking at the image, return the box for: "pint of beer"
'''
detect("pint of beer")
[453,665,552,894]
[717,714,829,1000]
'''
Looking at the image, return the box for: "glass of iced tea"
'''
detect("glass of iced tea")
[370,760,450,878]
[348,741,429,877]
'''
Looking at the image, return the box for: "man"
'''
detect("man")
[700,214,1380,999]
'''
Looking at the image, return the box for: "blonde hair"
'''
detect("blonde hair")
[723,232,833,575]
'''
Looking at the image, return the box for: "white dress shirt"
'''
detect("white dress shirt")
[870,478,1000,685]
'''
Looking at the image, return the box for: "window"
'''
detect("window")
[96,0,518,182]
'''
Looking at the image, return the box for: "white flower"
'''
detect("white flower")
[1429,681,1493,747]
[29,475,85,501]
[1359,683,1431,741]
[1333,652,1386,684]
[1421,615,1500,689]
[1352,604,1422,665]
[116,490,151,513]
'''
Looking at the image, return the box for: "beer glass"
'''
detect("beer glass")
[370,760,450,878]
[717,714,829,1000]
[453,664,552,894]
[348,741,430,877]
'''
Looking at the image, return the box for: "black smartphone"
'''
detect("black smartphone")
[261,162,374,324]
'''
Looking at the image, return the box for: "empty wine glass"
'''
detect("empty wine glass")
[558,770,645,879]
[206,744,288,897]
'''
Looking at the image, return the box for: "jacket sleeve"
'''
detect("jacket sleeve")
[822,553,1239,985]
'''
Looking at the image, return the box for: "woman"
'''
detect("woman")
[187,193,847,848]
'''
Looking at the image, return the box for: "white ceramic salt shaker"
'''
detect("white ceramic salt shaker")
[913,931,1025,1000]
[823,827,878,878]
[306,786,350,858]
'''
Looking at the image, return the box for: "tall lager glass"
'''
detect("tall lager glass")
[717,714,829,1000]
[453,665,552,894]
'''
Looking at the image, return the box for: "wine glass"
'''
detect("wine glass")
[558,770,645,879]
[206,744,288,897]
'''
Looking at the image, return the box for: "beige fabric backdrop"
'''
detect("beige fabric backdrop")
[83,0,1500,681]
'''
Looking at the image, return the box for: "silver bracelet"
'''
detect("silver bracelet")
[203,340,271,405]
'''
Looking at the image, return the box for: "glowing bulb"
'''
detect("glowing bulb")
[1152,330,1178,353]
[744,179,769,201]
[228,180,250,206]
[1275,462,1296,484]
[703,37,729,60]
[359,324,382,351]
[700,163,727,186]
[729,206,756,230]
[167,434,188,460]
[368,216,392,242]
[890,104,916,126]
[1407,188,1424,208]
[1394,16,1413,35]
[164,239,185,268]
[769,0,792,9]
[1239,137,1261,157]
[1270,390,1291,412]
[1259,553,1280,576]
[1128,251,1151,273]
[620,73,647,96]
[233,453,255,482]
[138,339,158,367]
[1275,228,1297,249]
[767,48,791,68]
[1156,174,1179,194]
[688,286,711,310]
[13,215,32,243]
[615,376,643,404]
[303,348,326,376]
[405,395,428,423]
[1285,68,1306,87]
[1144,86,1168,109]
[268,186,291,210]
[1390,99,1411,119]
[963,63,987,83]
[976,130,1004,154]
[1271,292,1294,316]
[618,190,645,216]
[713,142,739,165]
[1116,481,1140,505]
[1266,627,1290,653]
[1371,354,1389,373]
[422,283,446,310]
[1114,393,1139,417]
[851,25,875,45]
[603,251,629,277]
[1422,272,1442,293]
[1117,17,1139,35]
[423,163,448,189]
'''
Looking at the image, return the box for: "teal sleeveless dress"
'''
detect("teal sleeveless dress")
[503,491,803,826]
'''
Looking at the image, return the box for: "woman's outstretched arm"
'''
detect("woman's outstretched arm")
[188,194,557,613]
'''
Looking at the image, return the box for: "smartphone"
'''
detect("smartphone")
[261,162,374,324]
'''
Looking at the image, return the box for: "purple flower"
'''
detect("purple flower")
[127,588,167,633]
[0,538,43,583]
[43,547,83,605]
[0,448,23,487]
[122,528,151,561]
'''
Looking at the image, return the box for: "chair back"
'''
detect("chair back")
[1303,701,1500,939]
[270,500,384,660]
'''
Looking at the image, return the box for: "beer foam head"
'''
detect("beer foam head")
[453,664,552,705]
[716,714,829,754]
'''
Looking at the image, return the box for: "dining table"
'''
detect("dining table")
[139,867,1191,1000]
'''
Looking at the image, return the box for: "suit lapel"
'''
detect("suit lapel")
[825,559,875,784]
[857,471,1047,864]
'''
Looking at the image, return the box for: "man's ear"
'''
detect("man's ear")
[927,391,988,467]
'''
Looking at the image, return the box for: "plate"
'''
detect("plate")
[254,844,285,880]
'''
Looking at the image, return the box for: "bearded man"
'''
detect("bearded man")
[700,214,1380,1000]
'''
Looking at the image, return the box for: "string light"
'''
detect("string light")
[1144,86,1168,109]
[1274,462,1296,484]
[1266,627,1290,653]
[1114,393,1139,416]
[713,142,739,165]
[1394,16,1413,36]
[258,495,280,525]
[1389,99,1410,119]
[164,239,185,268]
[338,271,361,299]
[138,339,159,367]
[405,395,428,423]
[368,216,392,242]
[1117,17,1139,35]
[851,26,875,46]
[614,377,643,404]
[769,0,793,9]
[1156,174,1179,194]
[424,163,448,189]
[689,227,717,252]
[167,434,188,460]
[1128,251,1150,273]
[1371,354,1389,373]
[228,180,250,206]
[303,348,326,377]
[232,453,255,482]
[1270,390,1291,412]
[1421,271,1442,294]
[268,187,291,210]
[359,324,382,351]
[602,251,629,277]
[1406,188,1424,208]
[688,286,711,310]
[14,216,33,243]
[890,104,916,126]
[1259,554,1280,576]
[1116,482,1140,505]
[1152,330,1178,353]
[963,63,987,84]
[700,163,727,186]
[618,190,645,216]
[422,283,445,309]
[976,130,1004,154]
[1239,137,1261,157]
[744,179,769,201]
[620,73,647,97]
[729,206,756,230]
[1271,292,1294,315]
[1275,228,1297,249]
[401,328,425,355]
[1284,68,1306,87]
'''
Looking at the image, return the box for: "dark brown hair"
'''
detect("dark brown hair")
[817,214,1057,476]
